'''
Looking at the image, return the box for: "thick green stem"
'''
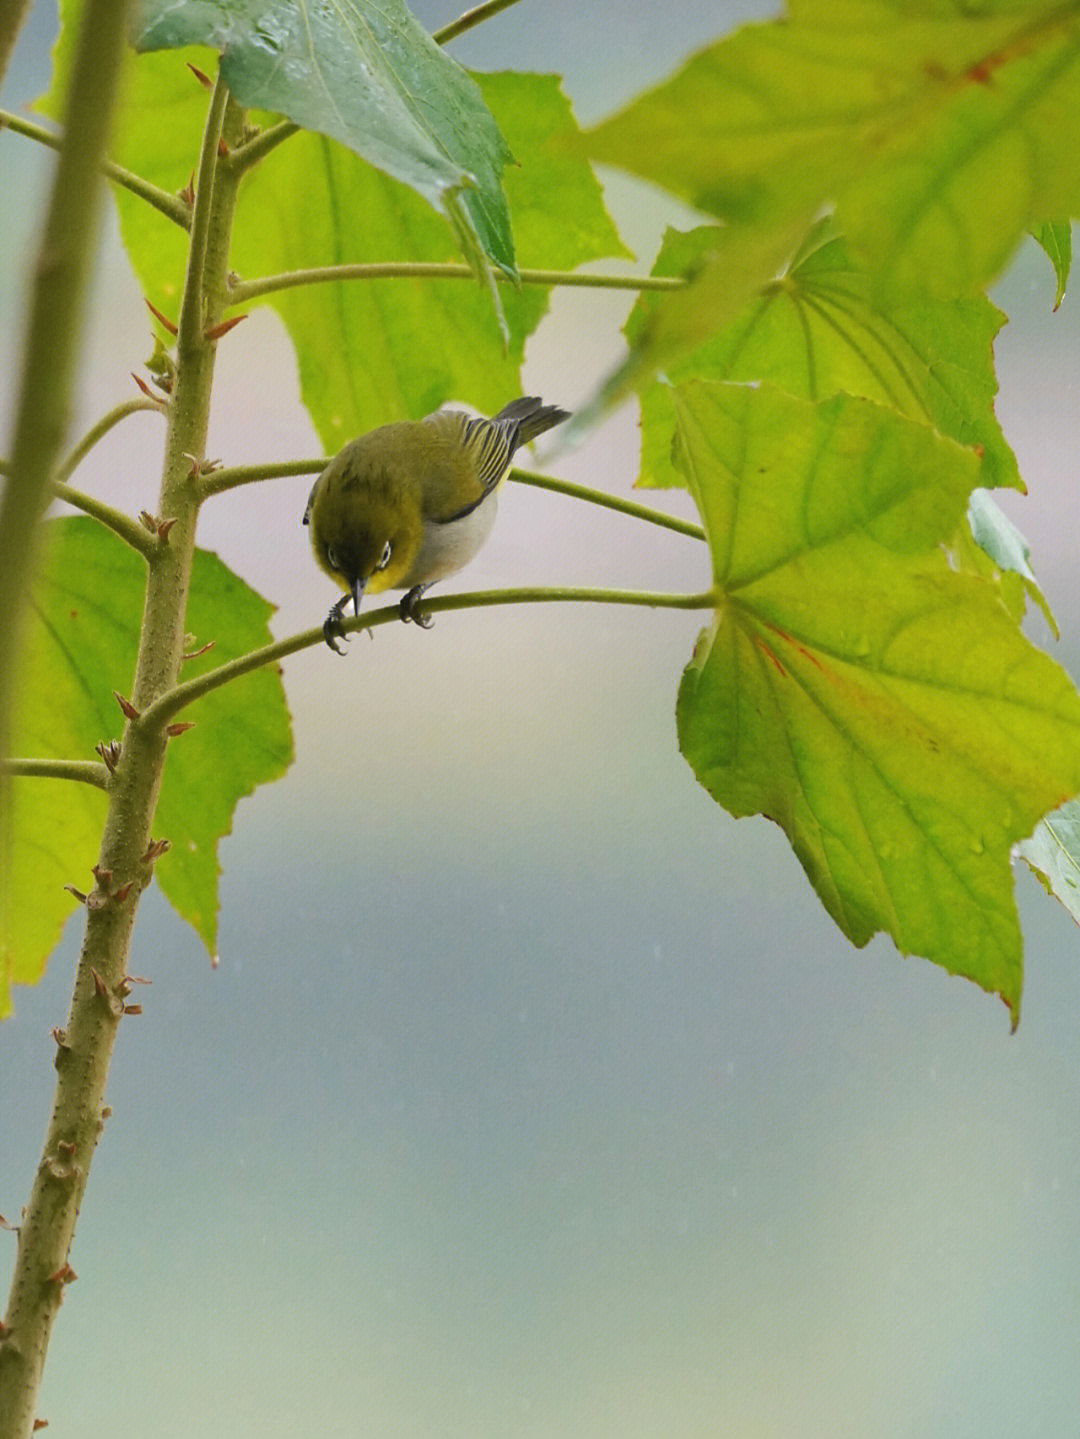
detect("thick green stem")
[0,72,248,1439]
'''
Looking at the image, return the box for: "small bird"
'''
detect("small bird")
[304,396,570,652]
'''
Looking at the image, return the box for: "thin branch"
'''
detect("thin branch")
[55,398,168,486]
[508,468,706,541]
[433,0,525,43]
[226,118,300,176]
[0,107,192,230]
[198,458,323,499]
[141,585,717,728]
[227,261,686,307]
[52,482,155,556]
[200,453,706,542]
[2,757,111,790]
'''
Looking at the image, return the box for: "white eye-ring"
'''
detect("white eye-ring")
[377,541,392,570]
[326,546,341,571]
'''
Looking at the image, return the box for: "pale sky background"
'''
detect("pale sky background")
[3,4,1080,1437]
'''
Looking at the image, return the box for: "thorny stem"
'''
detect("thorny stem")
[0,69,246,1439]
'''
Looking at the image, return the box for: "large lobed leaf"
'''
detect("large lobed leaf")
[584,0,1080,368]
[133,0,519,278]
[1,520,293,1014]
[229,71,625,449]
[673,380,1080,1023]
[39,17,622,447]
[633,221,1021,494]
[586,0,1080,292]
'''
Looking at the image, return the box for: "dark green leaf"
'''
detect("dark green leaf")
[133,0,518,277]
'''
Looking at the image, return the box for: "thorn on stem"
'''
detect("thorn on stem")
[145,298,178,337]
[89,968,109,998]
[95,740,122,774]
[64,885,88,905]
[182,640,216,661]
[166,722,196,737]
[141,838,171,865]
[114,691,140,721]
[179,171,196,207]
[46,1263,77,1286]
[91,865,113,887]
[187,62,213,89]
[51,1027,70,1050]
[204,314,247,342]
[131,372,168,404]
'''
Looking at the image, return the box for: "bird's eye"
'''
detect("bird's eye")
[377,541,392,571]
[326,546,340,571]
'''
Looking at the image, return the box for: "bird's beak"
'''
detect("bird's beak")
[351,576,367,617]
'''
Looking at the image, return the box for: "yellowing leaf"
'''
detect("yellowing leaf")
[634,221,1021,492]
[1,520,293,1013]
[585,3,1080,300]
[673,381,1080,1022]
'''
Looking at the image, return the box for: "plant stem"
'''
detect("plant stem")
[0,72,246,1439]
[198,457,323,498]
[0,0,32,87]
[51,484,156,556]
[227,261,685,307]
[1,759,110,790]
[0,0,136,1425]
[54,398,167,485]
[507,468,705,540]
[226,118,300,176]
[142,585,717,726]
[433,0,525,44]
[0,108,192,230]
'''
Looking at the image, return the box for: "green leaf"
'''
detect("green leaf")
[38,29,620,446]
[1017,801,1080,923]
[1,519,293,1013]
[672,380,1080,1023]
[1033,221,1072,309]
[228,72,626,447]
[133,0,518,278]
[964,488,1057,636]
[635,221,1021,492]
[584,3,1080,300]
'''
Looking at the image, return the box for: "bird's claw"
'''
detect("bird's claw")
[399,585,433,629]
[323,597,351,654]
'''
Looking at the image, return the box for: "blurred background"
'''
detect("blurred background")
[3,3,1080,1435]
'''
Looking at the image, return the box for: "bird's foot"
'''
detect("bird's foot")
[399,585,433,629]
[323,595,352,654]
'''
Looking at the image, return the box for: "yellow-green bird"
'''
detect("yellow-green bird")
[304,396,570,652]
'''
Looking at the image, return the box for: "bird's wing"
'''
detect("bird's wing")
[424,410,518,499]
